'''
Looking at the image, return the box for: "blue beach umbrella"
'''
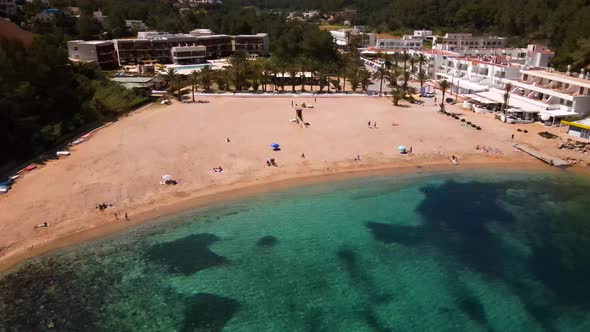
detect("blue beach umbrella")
[271,143,280,149]
[398,146,406,152]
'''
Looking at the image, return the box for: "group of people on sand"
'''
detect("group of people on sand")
[96,202,129,221]
[368,121,378,129]
[213,166,224,173]
[96,203,113,211]
[476,145,503,155]
[266,158,277,167]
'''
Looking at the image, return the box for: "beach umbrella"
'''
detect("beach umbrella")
[398,146,406,152]
[162,175,173,181]
[271,143,280,149]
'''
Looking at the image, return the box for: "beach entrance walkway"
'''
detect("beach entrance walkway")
[513,143,569,167]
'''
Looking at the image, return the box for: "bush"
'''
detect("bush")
[476,126,482,130]
[461,119,466,122]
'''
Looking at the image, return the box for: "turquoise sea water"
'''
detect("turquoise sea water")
[1,170,590,331]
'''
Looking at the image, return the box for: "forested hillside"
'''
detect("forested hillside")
[241,0,590,70]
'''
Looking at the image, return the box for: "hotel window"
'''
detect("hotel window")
[567,100,573,107]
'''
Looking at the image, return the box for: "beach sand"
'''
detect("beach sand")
[0,96,582,271]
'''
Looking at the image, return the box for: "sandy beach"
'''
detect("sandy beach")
[0,96,585,271]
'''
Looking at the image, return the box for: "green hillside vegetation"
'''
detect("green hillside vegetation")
[0,36,148,169]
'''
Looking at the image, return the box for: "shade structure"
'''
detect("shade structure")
[271,143,280,149]
[398,146,406,151]
[162,175,173,181]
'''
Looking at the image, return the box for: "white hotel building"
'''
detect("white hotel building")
[433,33,507,53]
[502,69,590,120]
[375,35,423,50]
[437,55,522,94]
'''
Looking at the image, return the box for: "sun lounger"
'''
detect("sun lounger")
[56,151,71,156]
[24,165,37,171]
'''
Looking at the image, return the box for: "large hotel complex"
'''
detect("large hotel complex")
[65,24,590,133]
[67,29,269,69]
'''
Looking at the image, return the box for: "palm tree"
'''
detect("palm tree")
[373,66,388,96]
[503,83,513,122]
[439,79,452,112]
[346,65,361,92]
[385,69,399,89]
[382,52,392,69]
[409,56,417,74]
[261,59,274,92]
[229,50,249,91]
[298,57,309,92]
[215,69,230,91]
[402,71,411,92]
[199,65,214,91]
[391,87,404,106]
[401,51,410,73]
[189,70,199,102]
[163,68,180,101]
[315,64,330,92]
[359,68,372,92]
[417,72,428,90]
[274,59,287,91]
[416,53,428,75]
[287,64,298,92]
[250,60,262,92]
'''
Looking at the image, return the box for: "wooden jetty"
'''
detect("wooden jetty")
[513,143,570,167]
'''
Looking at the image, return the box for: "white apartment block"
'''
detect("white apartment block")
[375,35,423,50]
[171,45,207,65]
[125,20,147,31]
[503,69,590,119]
[436,55,522,94]
[408,49,460,77]
[329,26,375,48]
[433,33,507,52]
[413,30,433,40]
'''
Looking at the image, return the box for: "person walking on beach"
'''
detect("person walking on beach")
[368,121,372,128]
[226,137,231,143]
[291,100,294,107]
[314,97,317,103]
[125,212,129,221]
[301,153,305,158]
[511,134,514,143]
[374,121,377,128]
[115,212,119,220]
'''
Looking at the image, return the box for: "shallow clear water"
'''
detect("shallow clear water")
[2,170,590,331]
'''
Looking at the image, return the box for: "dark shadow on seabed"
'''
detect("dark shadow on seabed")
[366,178,590,331]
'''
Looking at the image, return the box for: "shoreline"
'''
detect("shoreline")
[0,157,557,273]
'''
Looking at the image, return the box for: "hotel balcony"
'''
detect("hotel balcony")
[507,79,575,101]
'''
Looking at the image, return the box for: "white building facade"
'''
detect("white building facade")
[503,69,590,120]
[433,33,507,52]
[329,26,375,48]
[375,35,423,50]
[437,56,522,93]
[171,45,207,65]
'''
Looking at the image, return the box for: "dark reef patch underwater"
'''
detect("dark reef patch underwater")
[1,171,590,331]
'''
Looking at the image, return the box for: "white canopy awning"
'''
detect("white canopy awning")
[541,110,580,118]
